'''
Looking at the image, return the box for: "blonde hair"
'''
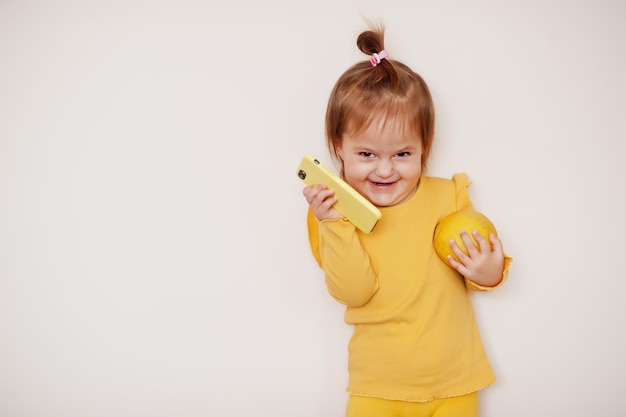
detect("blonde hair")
[325,25,435,177]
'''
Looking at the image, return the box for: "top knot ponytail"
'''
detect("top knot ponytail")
[355,26,400,90]
[356,29,385,55]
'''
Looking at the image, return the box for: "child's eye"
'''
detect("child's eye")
[396,151,410,157]
[359,152,374,158]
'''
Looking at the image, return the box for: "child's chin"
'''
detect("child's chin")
[367,195,393,207]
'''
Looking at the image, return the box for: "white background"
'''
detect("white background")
[1,1,625,416]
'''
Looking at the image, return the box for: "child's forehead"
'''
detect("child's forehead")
[349,113,418,137]
[344,117,422,148]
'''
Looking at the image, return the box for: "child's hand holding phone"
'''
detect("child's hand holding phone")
[302,183,341,222]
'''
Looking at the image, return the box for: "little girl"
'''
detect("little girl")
[302,25,512,417]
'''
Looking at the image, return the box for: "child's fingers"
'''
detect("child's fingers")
[449,238,469,264]
[489,233,504,257]
[447,254,469,276]
[473,231,491,253]
[304,185,333,206]
[320,195,338,211]
[302,184,326,203]
[313,188,335,208]
[458,230,479,257]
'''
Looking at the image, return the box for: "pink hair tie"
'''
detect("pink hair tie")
[370,50,389,67]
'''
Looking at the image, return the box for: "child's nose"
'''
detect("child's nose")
[375,159,394,177]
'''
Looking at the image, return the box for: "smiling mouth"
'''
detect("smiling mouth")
[372,181,395,187]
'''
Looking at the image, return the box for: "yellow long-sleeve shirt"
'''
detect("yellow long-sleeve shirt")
[307,173,511,402]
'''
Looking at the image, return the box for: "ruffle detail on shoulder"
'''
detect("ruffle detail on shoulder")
[452,173,473,211]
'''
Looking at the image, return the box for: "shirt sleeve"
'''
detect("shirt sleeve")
[452,173,513,292]
[466,256,513,291]
[307,208,379,306]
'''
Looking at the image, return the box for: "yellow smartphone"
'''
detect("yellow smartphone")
[296,154,381,234]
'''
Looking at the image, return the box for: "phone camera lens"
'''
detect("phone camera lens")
[314,159,320,165]
[298,170,307,180]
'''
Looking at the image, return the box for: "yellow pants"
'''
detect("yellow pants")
[346,392,478,417]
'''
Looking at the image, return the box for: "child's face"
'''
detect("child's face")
[338,121,423,208]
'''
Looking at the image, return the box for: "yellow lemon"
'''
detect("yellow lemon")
[433,209,498,264]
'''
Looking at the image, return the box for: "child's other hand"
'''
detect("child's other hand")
[303,184,341,221]
[447,230,505,287]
